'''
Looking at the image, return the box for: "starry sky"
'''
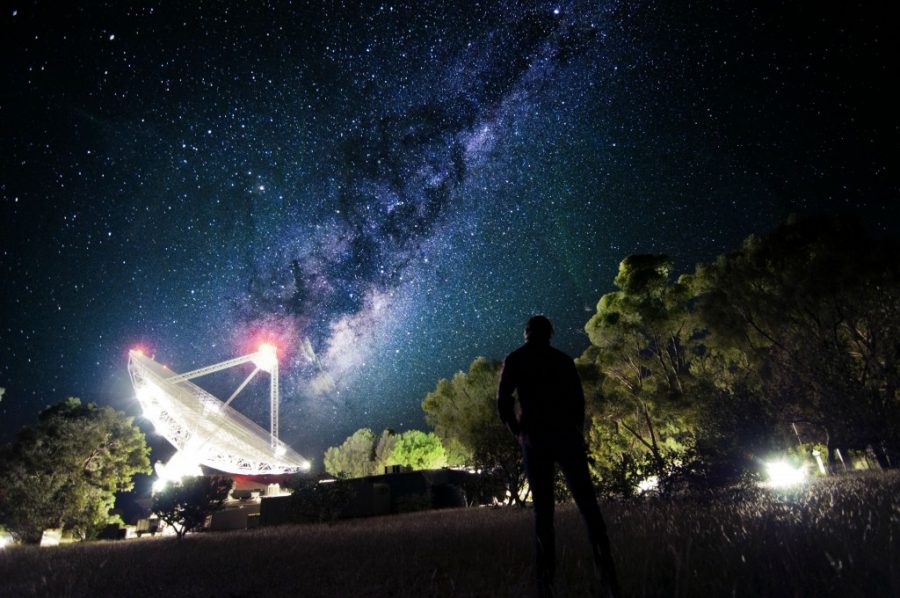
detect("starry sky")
[1,1,897,463]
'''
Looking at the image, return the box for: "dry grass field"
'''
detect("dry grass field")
[2,471,898,597]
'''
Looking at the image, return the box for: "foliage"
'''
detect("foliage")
[0,397,151,543]
[152,476,233,539]
[323,428,377,478]
[422,357,524,503]
[323,428,448,477]
[373,428,398,474]
[579,255,702,491]
[686,215,900,469]
[581,216,900,494]
[387,430,447,471]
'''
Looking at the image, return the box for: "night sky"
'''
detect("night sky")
[1,2,896,464]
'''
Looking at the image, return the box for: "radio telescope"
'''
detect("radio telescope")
[128,345,310,476]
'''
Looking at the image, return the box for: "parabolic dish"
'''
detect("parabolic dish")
[128,350,309,475]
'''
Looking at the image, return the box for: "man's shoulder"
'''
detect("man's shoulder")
[503,344,529,364]
[548,345,573,360]
[504,343,573,363]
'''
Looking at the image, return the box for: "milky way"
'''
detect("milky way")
[1,2,896,460]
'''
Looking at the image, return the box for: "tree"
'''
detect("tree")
[422,357,524,503]
[152,476,233,540]
[373,428,398,474]
[389,430,447,470]
[579,255,702,492]
[323,428,377,478]
[686,215,900,469]
[0,398,151,543]
[324,428,448,477]
[577,216,900,490]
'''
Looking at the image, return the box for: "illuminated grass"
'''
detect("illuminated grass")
[1,471,897,597]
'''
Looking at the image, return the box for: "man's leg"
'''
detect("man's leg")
[523,442,556,593]
[558,442,621,597]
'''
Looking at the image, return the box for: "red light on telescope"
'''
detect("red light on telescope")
[234,316,298,361]
[252,342,278,372]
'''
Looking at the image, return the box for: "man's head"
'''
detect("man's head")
[524,315,553,343]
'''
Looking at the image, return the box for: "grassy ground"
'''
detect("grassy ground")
[1,471,898,597]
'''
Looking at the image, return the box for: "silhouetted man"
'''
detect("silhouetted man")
[497,315,620,598]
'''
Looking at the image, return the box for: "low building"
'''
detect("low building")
[260,468,483,527]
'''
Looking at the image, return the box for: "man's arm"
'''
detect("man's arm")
[496,356,520,437]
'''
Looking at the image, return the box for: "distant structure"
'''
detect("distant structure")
[128,345,310,476]
[260,467,483,527]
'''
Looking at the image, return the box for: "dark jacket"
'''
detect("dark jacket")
[497,340,585,445]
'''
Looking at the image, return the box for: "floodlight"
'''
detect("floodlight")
[135,382,160,404]
[764,460,807,488]
[637,475,659,494]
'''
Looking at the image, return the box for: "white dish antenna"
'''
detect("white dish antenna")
[128,345,310,475]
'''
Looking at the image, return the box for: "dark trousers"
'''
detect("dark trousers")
[523,436,620,595]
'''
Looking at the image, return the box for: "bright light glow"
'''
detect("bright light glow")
[0,532,12,549]
[252,343,278,372]
[135,382,160,404]
[764,460,808,488]
[152,451,203,493]
[40,528,62,547]
[274,444,287,457]
[136,383,162,427]
[637,475,659,494]
[132,348,144,356]
[266,483,290,497]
